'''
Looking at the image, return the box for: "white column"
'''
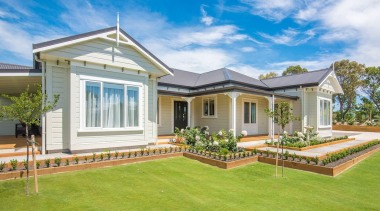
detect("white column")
[265,95,275,141]
[182,97,195,127]
[41,62,46,155]
[290,101,294,134]
[226,92,240,137]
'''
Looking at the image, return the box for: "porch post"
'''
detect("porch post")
[182,97,195,127]
[226,92,240,137]
[265,95,275,141]
[41,61,46,155]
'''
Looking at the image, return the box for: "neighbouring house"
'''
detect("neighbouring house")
[0,26,343,154]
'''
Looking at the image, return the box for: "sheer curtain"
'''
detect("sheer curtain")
[103,83,124,128]
[86,82,101,127]
[127,87,139,127]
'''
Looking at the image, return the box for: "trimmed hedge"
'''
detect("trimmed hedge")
[322,140,380,165]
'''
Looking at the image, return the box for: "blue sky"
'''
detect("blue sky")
[0,0,379,78]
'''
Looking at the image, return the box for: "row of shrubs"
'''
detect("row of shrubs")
[187,147,256,161]
[257,148,320,165]
[322,140,380,165]
[271,135,349,148]
[0,146,184,172]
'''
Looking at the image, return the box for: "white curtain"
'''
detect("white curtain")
[86,82,101,127]
[127,87,139,127]
[103,83,124,128]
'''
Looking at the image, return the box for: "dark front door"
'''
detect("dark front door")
[174,101,188,131]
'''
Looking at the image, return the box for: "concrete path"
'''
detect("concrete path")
[256,130,380,157]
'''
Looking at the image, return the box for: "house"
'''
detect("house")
[0,26,343,155]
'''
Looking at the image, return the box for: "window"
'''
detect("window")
[83,79,140,129]
[319,98,331,126]
[244,102,257,124]
[203,97,216,117]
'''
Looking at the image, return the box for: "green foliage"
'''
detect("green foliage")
[291,153,297,161]
[10,159,18,170]
[65,159,69,166]
[134,151,137,157]
[74,157,79,164]
[153,149,156,154]
[284,150,289,160]
[322,140,380,165]
[84,156,88,163]
[54,157,62,167]
[92,153,96,162]
[0,84,59,129]
[282,65,308,76]
[107,150,111,159]
[36,161,41,169]
[253,148,258,155]
[22,160,28,170]
[0,161,4,172]
[44,159,50,168]
[332,60,365,121]
[362,66,380,112]
[265,101,299,132]
[121,152,125,158]
[140,148,144,156]
[99,153,104,161]
[259,71,278,80]
[306,157,311,164]
[314,156,319,165]
[114,151,119,159]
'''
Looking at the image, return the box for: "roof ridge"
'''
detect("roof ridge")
[170,68,200,75]
[261,68,330,81]
[223,68,231,80]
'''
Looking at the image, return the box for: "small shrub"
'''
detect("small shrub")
[158,148,162,154]
[92,153,96,162]
[284,150,289,160]
[74,157,79,164]
[299,156,304,162]
[65,159,69,166]
[127,151,131,158]
[36,161,41,169]
[121,152,126,158]
[169,146,173,153]
[54,157,62,167]
[306,157,311,164]
[291,153,297,161]
[84,156,88,163]
[22,160,28,170]
[115,151,119,159]
[44,159,50,168]
[314,156,319,165]
[134,151,137,157]
[266,149,270,157]
[0,161,5,172]
[99,153,104,161]
[107,151,111,160]
[140,148,144,156]
[223,155,227,161]
[153,149,156,155]
[253,148,258,155]
[147,149,150,156]
[10,159,18,170]
[164,147,168,154]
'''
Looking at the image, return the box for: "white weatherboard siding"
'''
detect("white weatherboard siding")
[68,65,154,151]
[43,39,164,76]
[45,65,70,151]
[0,97,18,135]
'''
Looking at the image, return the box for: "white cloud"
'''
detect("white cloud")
[240,47,255,52]
[241,0,299,22]
[259,28,315,46]
[200,4,214,26]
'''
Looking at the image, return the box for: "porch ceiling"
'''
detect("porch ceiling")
[0,76,41,95]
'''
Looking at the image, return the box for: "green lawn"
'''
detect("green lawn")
[1,153,380,211]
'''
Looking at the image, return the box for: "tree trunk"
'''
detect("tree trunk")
[31,135,38,194]
[275,128,280,177]
[281,127,284,177]
[25,125,29,196]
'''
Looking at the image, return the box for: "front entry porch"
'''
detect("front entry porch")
[0,135,42,157]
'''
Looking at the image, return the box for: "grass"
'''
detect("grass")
[1,152,380,210]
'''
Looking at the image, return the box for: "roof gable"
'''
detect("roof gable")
[33,27,173,76]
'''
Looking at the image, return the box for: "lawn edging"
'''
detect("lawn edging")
[258,146,380,176]
[333,125,380,132]
[183,152,258,169]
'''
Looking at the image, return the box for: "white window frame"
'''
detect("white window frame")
[202,95,217,118]
[79,75,143,132]
[318,96,332,128]
[242,99,258,125]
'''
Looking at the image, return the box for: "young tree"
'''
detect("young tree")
[282,65,308,76]
[265,101,299,177]
[332,60,365,121]
[362,66,380,111]
[259,71,278,80]
[0,84,59,195]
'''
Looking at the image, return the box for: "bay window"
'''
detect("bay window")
[319,98,331,127]
[83,78,141,130]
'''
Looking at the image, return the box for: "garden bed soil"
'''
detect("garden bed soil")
[183,152,258,169]
[266,138,355,151]
[258,143,380,176]
[333,125,380,132]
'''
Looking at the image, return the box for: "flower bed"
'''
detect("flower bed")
[267,137,355,151]
[258,140,380,176]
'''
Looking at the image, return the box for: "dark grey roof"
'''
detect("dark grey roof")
[0,62,32,70]
[33,27,173,74]
[261,68,332,89]
[159,68,268,89]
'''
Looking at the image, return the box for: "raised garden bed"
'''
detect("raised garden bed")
[266,138,355,151]
[333,125,380,132]
[258,140,380,176]
[183,151,258,169]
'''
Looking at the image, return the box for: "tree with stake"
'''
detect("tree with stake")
[0,84,59,195]
[265,101,299,177]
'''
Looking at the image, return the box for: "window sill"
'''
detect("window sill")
[78,127,144,133]
[201,116,218,119]
[318,125,332,129]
